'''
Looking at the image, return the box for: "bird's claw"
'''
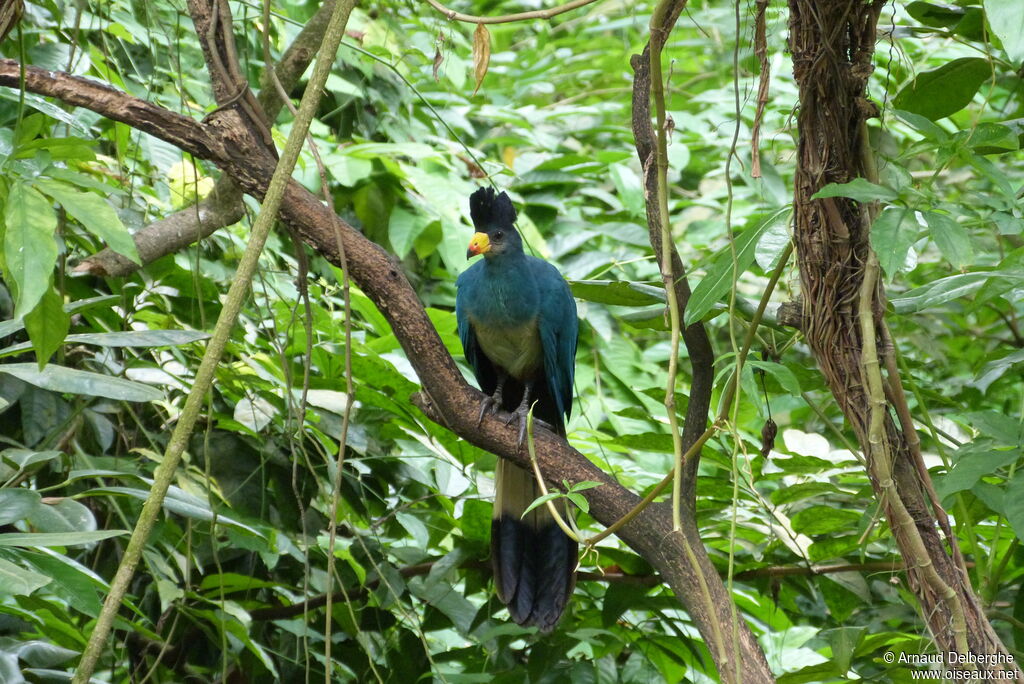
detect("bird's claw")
[477,395,498,426]
[505,405,552,449]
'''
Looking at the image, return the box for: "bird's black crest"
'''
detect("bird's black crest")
[469,187,517,230]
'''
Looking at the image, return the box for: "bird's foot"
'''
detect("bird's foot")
[477,383,506,426]
[477,394,498,426]
[506,404,553,449]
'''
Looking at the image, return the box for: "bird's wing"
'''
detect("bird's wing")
[456,263,498,395]
[534,259,578,421]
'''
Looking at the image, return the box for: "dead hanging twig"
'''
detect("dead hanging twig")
[751,0,771,178]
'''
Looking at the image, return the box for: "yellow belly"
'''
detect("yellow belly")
[471,317,542,379]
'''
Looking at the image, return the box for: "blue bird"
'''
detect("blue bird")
[455,187,579,631]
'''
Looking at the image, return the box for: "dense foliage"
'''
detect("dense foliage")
[0,0,1021,681]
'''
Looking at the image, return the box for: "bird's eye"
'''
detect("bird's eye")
[493,230,504,240]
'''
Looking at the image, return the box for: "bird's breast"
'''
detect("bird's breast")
[470,316,543,380]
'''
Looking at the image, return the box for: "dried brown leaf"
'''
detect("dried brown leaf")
[472,23,490,95]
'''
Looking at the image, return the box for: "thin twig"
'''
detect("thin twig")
[424,0,600,25]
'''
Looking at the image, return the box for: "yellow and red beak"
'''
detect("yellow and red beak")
[467,232,491,258]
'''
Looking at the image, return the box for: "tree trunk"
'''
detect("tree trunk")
[787,0,1020,677]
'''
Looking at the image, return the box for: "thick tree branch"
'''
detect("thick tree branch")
[0,60,772,681]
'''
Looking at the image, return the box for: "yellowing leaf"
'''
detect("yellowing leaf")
[168,159,214,209]
[472,23,490,95]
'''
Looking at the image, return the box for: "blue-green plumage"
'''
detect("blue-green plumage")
[455,187,578,631]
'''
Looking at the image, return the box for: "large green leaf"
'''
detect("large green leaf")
[81,485,264,535]
[1004,472,1024,541]
[22,286,69,369]
[922,211,973,268]
[684,210,783,327]
[570,280,665,307]
[0,558,51,598]
[0,530,127,547]
[0,363,163,402]
[890,271,1015,312]
[893,58,991,120]
[870,207,916,277]
[35,179,141,264]
[812,179,897,203]
[985,0,1024,63]
[934,443,1021,500]
[3,182,58,317]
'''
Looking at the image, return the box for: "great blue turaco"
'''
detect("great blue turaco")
[455,186,579,631]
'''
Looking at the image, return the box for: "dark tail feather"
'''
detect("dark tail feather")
[492,459,577,632]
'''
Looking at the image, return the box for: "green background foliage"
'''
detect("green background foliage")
[0,0,1021,681]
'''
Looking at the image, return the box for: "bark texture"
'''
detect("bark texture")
[788,0,1019,676]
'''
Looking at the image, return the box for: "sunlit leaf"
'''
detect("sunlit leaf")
[0,363,163,402]
[985,0,1024,63]
[0,530,127,547]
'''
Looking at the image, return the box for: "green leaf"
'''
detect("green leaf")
[685,210,782,326]
[1,449,61,475]
[922,211,973,268]
[812,179,898,203]
[0,329,209,359]
[993,211,1024,235]
[82,485,263,535]
[0,558,51,598]
[608,163,644,217]
[389,207,433,259]
[0,530,127,547]
[974,348,1024,393]
[570,280,665,307]
[790,506,862,535]
[890,271,1014,312]
[1003,472,1024,541]
[459,499,491,542]
[870,207,916,277]
[27,498,97,534]
[0,489,43,525]
[35,179,141,264]
[22,286,69,369]
[0,89,90,134]
[933,444,1021,500]
[566,492,589,513]
[522,492,560,516]
[892,109,950,141]
[985,0,1024,63]
[906,1,965,28]
[965,122,1020,153]
[62,329,209,348]
[0,363,163,402]
[893,58,991,121]
[324,150,373,187]
[747,360,801,395]
[21,550,106,617]
[3,182,58,317]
